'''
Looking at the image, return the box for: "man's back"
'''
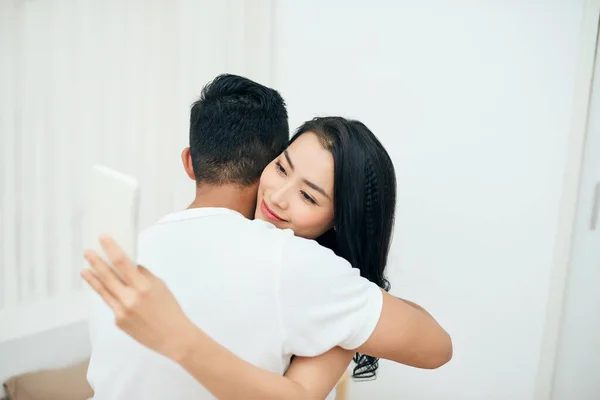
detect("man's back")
[87,208,292,399]
[88,207,383,399]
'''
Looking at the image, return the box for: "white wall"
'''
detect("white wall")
[551,13,600,397]
[271,1,586,399]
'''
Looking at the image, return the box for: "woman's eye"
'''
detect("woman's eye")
[301,191,316,205]
[275,162,286,176]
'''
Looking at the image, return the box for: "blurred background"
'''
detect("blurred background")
[1,0,600,399]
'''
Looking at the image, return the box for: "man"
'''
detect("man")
[86,74,452,399]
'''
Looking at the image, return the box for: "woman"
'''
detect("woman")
[256,116,396,384]
[83,117,449,399]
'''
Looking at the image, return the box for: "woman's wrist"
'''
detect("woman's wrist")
[166,319,202,364]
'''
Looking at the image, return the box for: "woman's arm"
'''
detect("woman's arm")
[83,236,352,400]
[176,330,353,400]
[284,348,354,399]
[173,323,352,399]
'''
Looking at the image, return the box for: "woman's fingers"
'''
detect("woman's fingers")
[137,265,155,279]
[98,235,141,287]
[84,249,130,300]
[81,268,125,318]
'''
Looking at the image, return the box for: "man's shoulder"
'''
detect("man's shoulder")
[278,236,349,274]
[222,218,306,245]
[246,222,341,257]
[137,211,342,263]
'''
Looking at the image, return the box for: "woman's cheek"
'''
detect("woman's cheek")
[293,206,329,238]
[259,167,278,192]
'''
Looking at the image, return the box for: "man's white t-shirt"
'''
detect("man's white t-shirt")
[87,208,383,399]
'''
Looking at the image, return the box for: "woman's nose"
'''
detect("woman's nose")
[270,185,289,210]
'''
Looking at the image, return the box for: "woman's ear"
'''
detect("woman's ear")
[181,147,195,180]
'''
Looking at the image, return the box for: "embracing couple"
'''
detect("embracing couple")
[83,74,452,399]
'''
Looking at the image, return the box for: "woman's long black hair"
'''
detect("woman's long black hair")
[289,117,397,380]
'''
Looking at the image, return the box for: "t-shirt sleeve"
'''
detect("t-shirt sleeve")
[278,236,383,357]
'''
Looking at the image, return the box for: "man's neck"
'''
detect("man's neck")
[187,183,257,220]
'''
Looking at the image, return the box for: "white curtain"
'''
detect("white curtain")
[0,0,273,342]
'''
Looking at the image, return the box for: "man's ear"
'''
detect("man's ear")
[181,147,195,180]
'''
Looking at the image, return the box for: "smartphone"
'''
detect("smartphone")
[85,165,140,343]
[86,165,140,265]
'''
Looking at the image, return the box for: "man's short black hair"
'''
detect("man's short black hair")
[189,74,289,186]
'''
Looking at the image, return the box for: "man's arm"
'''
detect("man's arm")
[357,291,453,369]
[279,237,453,369]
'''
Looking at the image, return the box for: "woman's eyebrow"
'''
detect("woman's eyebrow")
[283,150,294,170]
[303,179,331,200]
[284,149,331,199]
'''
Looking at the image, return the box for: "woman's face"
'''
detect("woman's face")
[254,132,335,239]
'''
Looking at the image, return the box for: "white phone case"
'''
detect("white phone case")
[84,165,140,344]
[86,165,140,263]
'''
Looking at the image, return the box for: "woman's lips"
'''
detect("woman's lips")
[261,200,286,222]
